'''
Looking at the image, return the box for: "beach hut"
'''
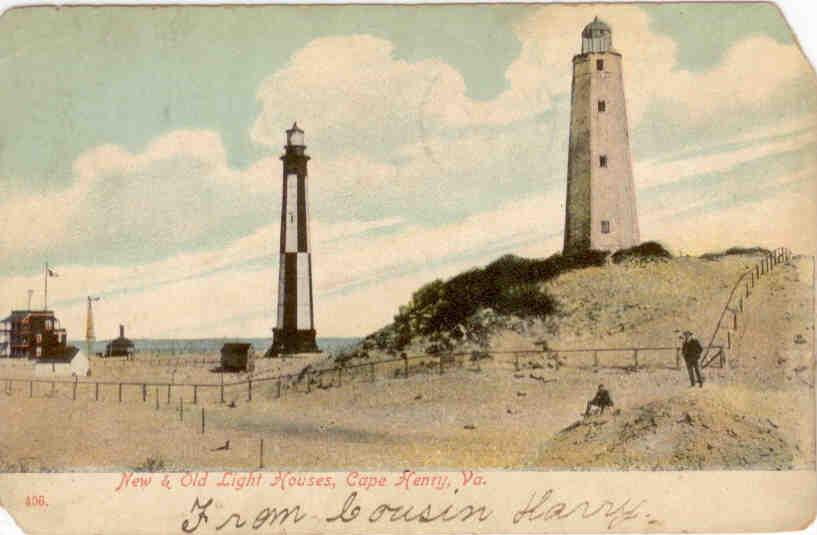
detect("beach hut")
[220,343,255,372]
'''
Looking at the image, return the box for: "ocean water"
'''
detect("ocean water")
[68,337,360,357]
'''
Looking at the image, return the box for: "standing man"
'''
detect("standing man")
[681,331,704,387]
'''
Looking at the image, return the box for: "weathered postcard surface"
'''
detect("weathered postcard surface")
[0,2,815,534]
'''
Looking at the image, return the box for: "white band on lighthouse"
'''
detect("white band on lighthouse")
[296,253,312,329]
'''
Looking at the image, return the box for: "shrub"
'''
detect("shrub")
[135,457,166,472]
[390,251,608,345]
[495,284,556,317]
[701,246,772,261]
[611,241,672,264]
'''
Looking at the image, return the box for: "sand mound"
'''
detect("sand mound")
[535,388,794,470]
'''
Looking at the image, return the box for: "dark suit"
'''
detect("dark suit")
[682,338,704,386]
[585,388,614,415]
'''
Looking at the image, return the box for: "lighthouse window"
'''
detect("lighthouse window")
[601,220,611,234]
[596,59,604,71]
[598,100,606,112]
[599,155,608,168]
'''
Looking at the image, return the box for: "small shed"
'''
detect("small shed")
[220,343,255,372]
[34,346,89,377]
[105,325,135,357]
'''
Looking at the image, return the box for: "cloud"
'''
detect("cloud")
[0,130,282,273]
[635,118,817,190]
[251,6,813,161]
[644,170,816,257]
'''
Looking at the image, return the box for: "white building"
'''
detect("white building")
[33,346,89,377]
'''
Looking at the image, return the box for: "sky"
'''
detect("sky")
[0,3,814,339]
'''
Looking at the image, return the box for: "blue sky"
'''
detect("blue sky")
[0,4,814,338]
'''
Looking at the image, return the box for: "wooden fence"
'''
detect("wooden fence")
[1,340,722,406]
[700,247,790,368]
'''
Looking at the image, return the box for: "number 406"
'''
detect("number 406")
[25,495,47,507]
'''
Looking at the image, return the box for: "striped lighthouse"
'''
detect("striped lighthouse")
[269,123,318,355]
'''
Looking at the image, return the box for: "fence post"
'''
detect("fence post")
[404,357,409,378]
[220,374,224,404]
[72,377,77,401]
[259,438,264,469]
[50,381,55,397]
[337,366,342,387]
[167,384,171,405]
[277,377,282,399]
[727,330,732,350]
[179,397,184,422]
[675,347,680,369]
[118,383,122,403]
[29,380,32,398]
[593,350,599,368]
[201,407,205,434]
[193,385,198,404]
[733,311,738,330]
[370,362,375,383]
[720,348,726,368]
[633,349,639,369]
[95,382,99,401]
[142,383,147,402]
[248,379,252,401]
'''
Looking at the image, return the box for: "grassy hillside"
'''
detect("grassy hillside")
[344,244,769,361]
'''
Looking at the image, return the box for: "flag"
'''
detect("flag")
[47,268,58,277]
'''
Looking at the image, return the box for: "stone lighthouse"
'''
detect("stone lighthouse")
[563,17,640,255]
[269,123,318,355]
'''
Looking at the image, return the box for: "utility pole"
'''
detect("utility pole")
[43,262,48,310]
[26,290,33,311]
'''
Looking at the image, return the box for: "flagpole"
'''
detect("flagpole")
[44,262,48,311]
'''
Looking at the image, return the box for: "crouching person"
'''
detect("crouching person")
[584,384,614,417]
